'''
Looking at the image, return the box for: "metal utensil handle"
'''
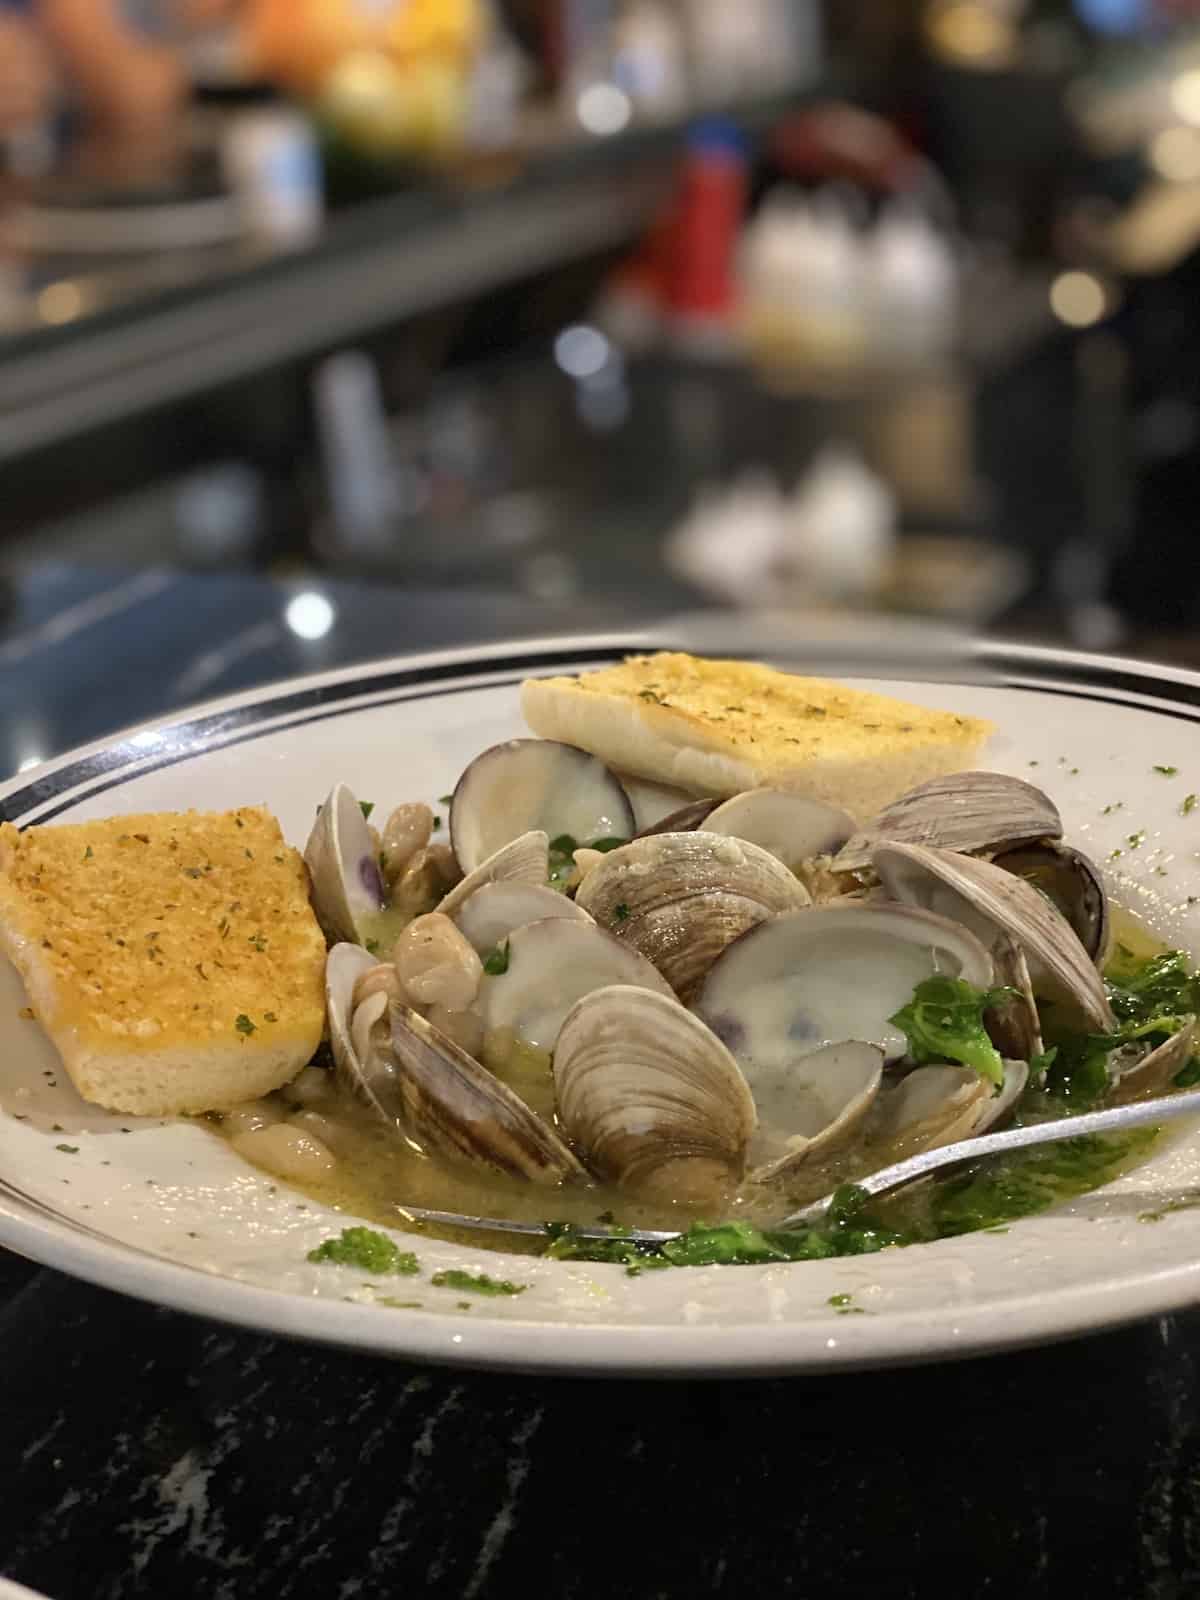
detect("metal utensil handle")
[778,1086,1200,1229]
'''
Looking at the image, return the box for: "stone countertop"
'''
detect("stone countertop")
[2,564,1199,1599]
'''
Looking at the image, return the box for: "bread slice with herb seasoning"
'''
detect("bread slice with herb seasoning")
[521,652,994,820]
[0,806,326,1117]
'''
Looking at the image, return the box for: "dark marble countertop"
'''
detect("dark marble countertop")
[3,564,1200,1600]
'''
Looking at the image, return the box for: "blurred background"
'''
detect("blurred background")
[4,0,1200,771]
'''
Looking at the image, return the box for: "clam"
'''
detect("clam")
[986,936,1044,1062]
[746,1041,885,1182]
[305,783,387,943]
[693,903,995,1068]
[450,880,593,957]
[575,831,811,1000]
[388,1004,587,1184]
[869,1059,1028,1157]
[325,943,584,1184]
[703,789,856,871]
[476,917,674,1054]
[326,941,392,1108]
[873,842,1115,1033]
[834,772,1063,875]
[450,739,634,875]
[991,841,1110,966]
[435,830,549,918]
[635,799,718,838]
[553,985,757,1205]
[1109,1019,1197,1104]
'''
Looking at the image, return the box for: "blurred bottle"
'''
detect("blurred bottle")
[663,118,748,356]
[783,445,896,601]
[222,101,323,246]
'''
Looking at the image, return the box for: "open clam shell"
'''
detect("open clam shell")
[450,739,634,875]
[326,941,392,1108]
[873,841,1115,1034]
[553,985,757,1205]
[575,831,811,999]
[634,799,718,838]
[477,917,675,1054]
[986,936,1044,1062]
[305,783,387,943]
[389,1004,587,1185]
[991,842,1110,967]
[450,880,593,957]
[1110,1020,1197,1104]
[747,1041,884,1183]
[693,902,995,1068]
[704,789,856,871]
[436,830,549,919]
[834,771,1063,875]
[869,1058,1027,1158]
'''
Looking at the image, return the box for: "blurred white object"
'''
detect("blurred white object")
[684,0,820,101]
[222,107,323,248]
[867,204,959,364]
[313,351,402,556]
[612,0,688,118]
[783,446,897,600]
[466,1,529,148]
[665,472,787,603]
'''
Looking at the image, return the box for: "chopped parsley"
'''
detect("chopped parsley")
[234,1014,256,1037]
[308,1228,420,1275]
[248,932,267,953]
[430,1269,526,1297]
[1127,831,1146,849]
[1185,795,1198,816]
[432,815,442,831]
[359,800,375,820]
[1155,766,1180,777]
[587,837,629,853]
[439,793,454,806]
[55,1144,79,1154]
[83,846,93,861]
[263,1011,278,1023]
[614,903,630,922]
[1102,802,1124,815]
[483,941,510,976]
[889,976,1016,1087]
[827,1292,853,1308]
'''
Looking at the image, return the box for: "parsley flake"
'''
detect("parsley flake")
[1155,766,1180,777]
[235,1014,256,1037]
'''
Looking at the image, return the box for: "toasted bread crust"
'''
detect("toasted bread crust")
[521,653,994,818]
[0,807,326,1114]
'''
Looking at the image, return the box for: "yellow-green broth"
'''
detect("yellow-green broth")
[211,904,1189,1260]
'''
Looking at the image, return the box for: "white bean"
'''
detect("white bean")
[232,1122,336,1182]
[289,1109,355,1157]
[393,912,483,1011]
[221,1099,286,1137]
[381,803,434,885]
[388,847,443,919]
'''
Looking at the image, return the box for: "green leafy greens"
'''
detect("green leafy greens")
[888,976,1015,1087]
[430,1270,526,1297]
[308,1227,420,1276]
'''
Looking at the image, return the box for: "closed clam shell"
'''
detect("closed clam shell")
[873,841,1115,1033]
[835,771,1062,875]
[389,1003,587,1185]
[553,985,756,1205]
[575,831,810,999]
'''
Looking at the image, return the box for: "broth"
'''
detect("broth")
[210,904,1183,1255]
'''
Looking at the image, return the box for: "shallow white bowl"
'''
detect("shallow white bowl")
[2,635,1200,1377]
